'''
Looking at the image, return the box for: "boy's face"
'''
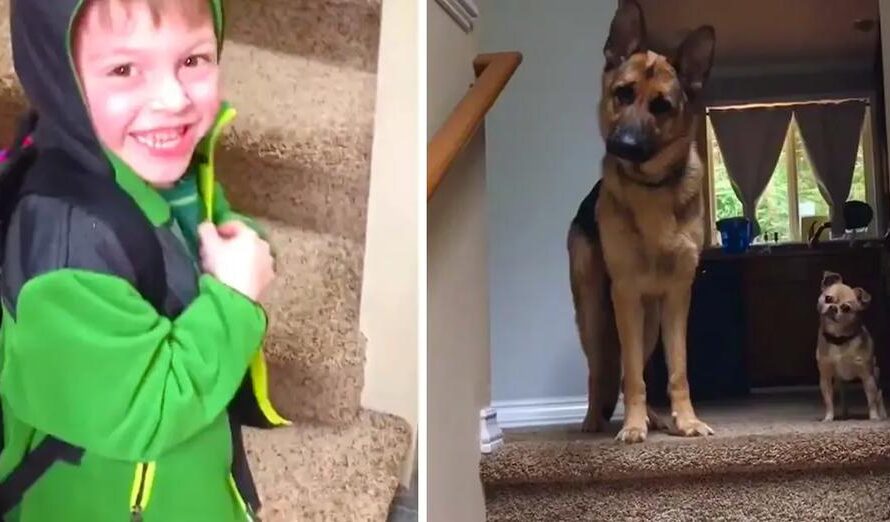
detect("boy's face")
[74,0,220,187]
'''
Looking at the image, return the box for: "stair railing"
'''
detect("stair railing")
[427,51,522,199]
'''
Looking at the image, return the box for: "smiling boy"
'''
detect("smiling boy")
[0,0,286,520]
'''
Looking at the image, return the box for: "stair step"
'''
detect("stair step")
[226,0,381,72]
[0,85,25,142]
[206,41,378,241]
[221,44,376,151]
[486,468,890,522]
[258,221,367,424]
[485,422,890,487]
[484,391,890,520]
[483,392,890,487]
[247,409,411,522]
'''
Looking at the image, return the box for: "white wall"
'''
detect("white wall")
[481,1,614,403]
[360,0,418,485]
[427,132,488,522]
[427,0,489,520]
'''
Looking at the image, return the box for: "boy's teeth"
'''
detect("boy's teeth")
[134,127,185,149]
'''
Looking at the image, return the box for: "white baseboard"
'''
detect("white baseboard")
[492,395,625,429]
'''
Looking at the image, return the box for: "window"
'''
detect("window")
[707,105,874,243]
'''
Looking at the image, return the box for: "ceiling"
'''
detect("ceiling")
[635,0,879,72]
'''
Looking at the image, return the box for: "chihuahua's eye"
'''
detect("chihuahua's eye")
[649,96,673,115]
[109,64,133,77]
[824,295,835,304]
[840,304,851,313]
[613,85,636,106]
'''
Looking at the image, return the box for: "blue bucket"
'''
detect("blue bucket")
[716,217,753,254]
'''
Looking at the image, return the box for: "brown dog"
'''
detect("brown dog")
[816,271,886,422]
[568,0,716,443]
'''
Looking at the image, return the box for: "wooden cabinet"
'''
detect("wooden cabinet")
[646,243,889,404]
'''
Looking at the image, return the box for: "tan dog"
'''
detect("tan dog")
[816,271,886,422]
[567,0,716,443]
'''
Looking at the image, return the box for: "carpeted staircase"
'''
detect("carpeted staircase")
[0,0,412,520]
[483,391,890,521]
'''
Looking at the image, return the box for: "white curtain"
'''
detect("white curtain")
[793,101,866,236]
[710,107,793,223]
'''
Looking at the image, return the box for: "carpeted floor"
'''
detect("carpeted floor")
[0,0,412,520]
[484,390,890,520]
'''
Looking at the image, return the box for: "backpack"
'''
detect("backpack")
[0,111,168,516]
[0,112,259,517]
[0,114,168,312]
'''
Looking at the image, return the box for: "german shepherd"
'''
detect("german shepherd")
[568,0,716,443]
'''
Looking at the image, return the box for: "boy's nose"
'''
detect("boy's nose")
[151,76,191,113]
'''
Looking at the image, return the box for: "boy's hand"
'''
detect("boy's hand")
[198,220,275,301]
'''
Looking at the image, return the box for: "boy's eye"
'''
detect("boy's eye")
[109,64,133,77]
[184,54,212,68]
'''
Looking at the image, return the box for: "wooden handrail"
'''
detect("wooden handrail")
[427,51,522,199]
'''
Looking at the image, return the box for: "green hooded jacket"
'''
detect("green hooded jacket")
[0,1,288,520]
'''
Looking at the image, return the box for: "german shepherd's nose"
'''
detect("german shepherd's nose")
[606,126,654,163]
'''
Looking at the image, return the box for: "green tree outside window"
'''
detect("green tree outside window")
[709,113,869,243]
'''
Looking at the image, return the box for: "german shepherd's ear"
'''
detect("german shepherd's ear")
[822,271,843,290]
[604,0,647,70]
[672,25,716,99]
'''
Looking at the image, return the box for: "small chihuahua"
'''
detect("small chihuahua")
[815,271,886,421]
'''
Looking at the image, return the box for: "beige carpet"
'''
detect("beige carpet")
[0,0,411,520]
[484,391,890,520]
[217,0,380,425]
[246,411,410,522]
[487,468,890,521]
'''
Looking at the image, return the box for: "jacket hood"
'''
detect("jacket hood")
[9,0,225,176]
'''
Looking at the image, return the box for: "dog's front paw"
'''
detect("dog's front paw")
[869,410,885,421]
[822,412,835,422]
[581,412,606,433]
[673,415,714,437]
[616,420,648,444]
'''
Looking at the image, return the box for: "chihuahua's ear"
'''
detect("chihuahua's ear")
[822,271,842,290]
[604,0,647,70]
[855,287,872,307]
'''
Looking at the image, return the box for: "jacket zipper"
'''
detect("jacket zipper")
[130,462,156,521]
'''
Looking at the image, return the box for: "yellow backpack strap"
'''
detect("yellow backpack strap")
[196,104,237,222]
[249,353,291,427]
[229,353,290,429]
